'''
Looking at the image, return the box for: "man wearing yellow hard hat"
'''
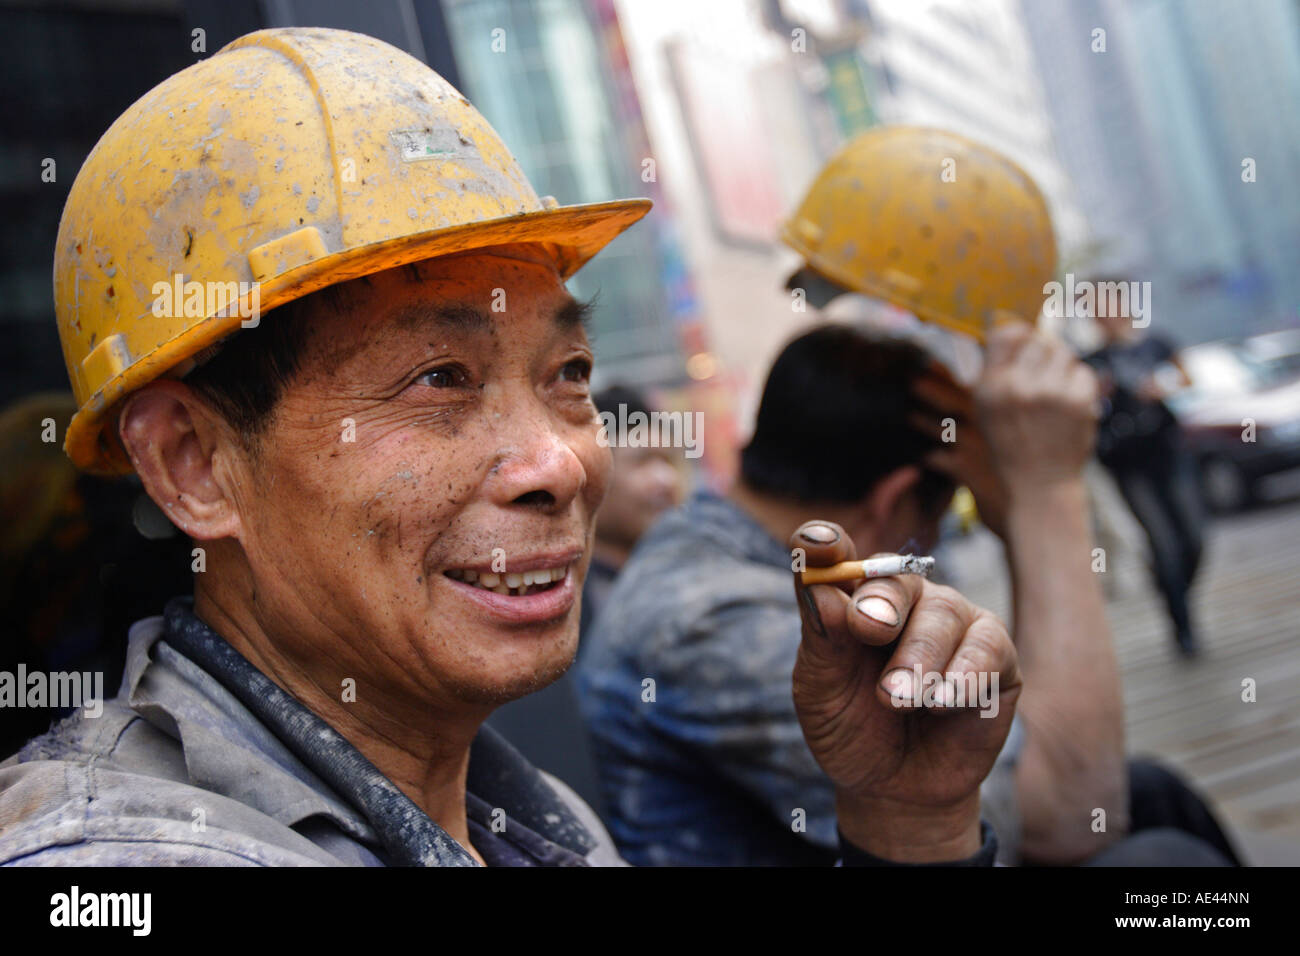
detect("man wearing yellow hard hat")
[578,126,1239,866]
[785,127,1235,865]
[0,29,1021,866]
[785,126,1130,865]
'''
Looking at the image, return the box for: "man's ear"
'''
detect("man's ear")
[118,381,243,541]
[863,464,923,531]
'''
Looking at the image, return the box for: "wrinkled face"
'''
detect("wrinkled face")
[596,446,682,550]
[228,248,610,710]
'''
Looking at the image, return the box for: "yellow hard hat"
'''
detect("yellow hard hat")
[55,27,651,475]
[781,126,1056,344]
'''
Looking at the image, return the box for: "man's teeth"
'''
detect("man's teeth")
[445,565,568,596]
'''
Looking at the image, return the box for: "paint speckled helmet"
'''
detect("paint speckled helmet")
[54,27,650,474]
[781,125,1056,344]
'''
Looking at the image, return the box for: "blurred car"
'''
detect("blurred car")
[1167,340,1300,512]
[1241,328,1300,384]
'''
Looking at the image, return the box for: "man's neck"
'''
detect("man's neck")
[727,481,850,552]
[192,577,486,865]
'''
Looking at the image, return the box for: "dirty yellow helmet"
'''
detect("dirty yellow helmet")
[55,27,651,475]
[781,126,1056,343]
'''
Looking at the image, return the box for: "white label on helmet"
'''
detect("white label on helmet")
[389,128,462,162]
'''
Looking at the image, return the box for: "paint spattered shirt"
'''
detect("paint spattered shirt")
[0,598,621,867]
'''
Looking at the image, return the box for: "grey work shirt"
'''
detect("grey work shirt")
[0,598,622,866]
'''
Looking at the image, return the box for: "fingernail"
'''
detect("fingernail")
[885,668,914,701]
[856,596,900,627]
[799,524,839,544]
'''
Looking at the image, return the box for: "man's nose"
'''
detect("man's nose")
[486,405,588,514]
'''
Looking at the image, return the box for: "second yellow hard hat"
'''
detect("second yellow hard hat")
[782,126,1056,344]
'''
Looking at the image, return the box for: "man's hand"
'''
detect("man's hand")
[1136,375,1165,403]
[971,324,1100,491]
[910,323,1099,538]
[789,522,1021,862]
[915,325,1125,863]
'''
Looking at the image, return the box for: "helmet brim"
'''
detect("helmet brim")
[67,197,653,474]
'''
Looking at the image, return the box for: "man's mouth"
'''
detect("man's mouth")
[443,564,570,597]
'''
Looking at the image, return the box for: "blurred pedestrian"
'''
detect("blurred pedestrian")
[578,324,1129,864]
[487,385,683,813]
[583,385,685,640]
[1082,281,1205,656]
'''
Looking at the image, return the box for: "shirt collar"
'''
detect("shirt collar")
[675,490,791,571]
[122,597,596,865]
[123,611,381,848]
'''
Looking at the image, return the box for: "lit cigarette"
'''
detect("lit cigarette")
[799,554,936,586]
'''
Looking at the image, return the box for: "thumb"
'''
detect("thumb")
[789,520,858,665]
[797,581,856,665]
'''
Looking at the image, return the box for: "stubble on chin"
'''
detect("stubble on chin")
[434,625,580,709]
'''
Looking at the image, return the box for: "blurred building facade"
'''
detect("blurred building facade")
[439,0,744,485]
[614,0,831,451]
[1020,0,1300,344]
[441,0,689,388]
[6,0,1295,469]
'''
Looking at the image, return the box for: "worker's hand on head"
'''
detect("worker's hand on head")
[976,324,1099,492]
[914,325,1099,539]
[788,521,1021,862]
[909,360,1010,539]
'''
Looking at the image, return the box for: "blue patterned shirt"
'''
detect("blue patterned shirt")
[577,491,1020,866]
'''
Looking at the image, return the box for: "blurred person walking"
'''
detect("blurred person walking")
[1083,287,1204,656]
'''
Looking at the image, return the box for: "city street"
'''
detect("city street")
[947,481,1300,864]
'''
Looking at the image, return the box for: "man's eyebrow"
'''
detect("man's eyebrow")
[389,297,593,334]
[555,295,595,331]
[391,303,490,333]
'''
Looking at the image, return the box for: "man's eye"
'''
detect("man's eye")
[416,365,469,388]
[560,358,592,384]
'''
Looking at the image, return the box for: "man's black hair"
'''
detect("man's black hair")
[594,384,654,419]
[181,283,349,452]
[740,324,950,508]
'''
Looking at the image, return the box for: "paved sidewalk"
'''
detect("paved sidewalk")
[943,493,1300,864]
